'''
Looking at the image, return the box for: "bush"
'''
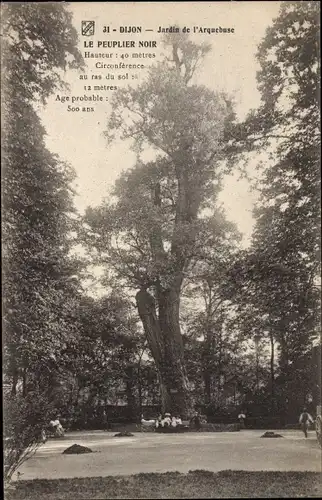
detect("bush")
[196,423,240,432]
[245,416,284,429]
[3,391,55,483]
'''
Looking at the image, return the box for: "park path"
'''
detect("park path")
[14,429,321,480]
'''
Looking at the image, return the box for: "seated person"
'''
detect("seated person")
[171,416,177,427]
[176,416,182,426]
[162,413,172,427]
[49,417,64,436]
[49,418,58,429]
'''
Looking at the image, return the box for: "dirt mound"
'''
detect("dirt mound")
[62,444,93,454]
[261,431,283,438]
[114,431,134,437]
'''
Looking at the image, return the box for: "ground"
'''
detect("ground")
[14,429,321,480]
[7,430,321,499]
[7,471,322,499]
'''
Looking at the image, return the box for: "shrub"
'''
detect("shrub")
[195,423,240,432]
[3,390,55,483]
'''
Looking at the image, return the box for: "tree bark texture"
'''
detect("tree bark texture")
[203,369,211,406]
[11,369,18,396]
[22,367,27,397]
[136,288,192,418]
[269,332,275,410]
[125,365,137,420]
[202,336,213,406]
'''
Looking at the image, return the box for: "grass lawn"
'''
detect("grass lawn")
[6,470,322,499]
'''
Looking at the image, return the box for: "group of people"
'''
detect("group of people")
[237,408,316,438]
[40,407,315,441]
[155,413,183,429]
[141,412,184,430]
[236,408,315,437]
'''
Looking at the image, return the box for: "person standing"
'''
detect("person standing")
[191,411,201,430]
[299,408,314,438]
[238,411,246,429]
[55,418,64,437]
[102,410,109,431]
[41,429,47,443]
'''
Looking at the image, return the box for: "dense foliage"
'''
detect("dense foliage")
[2,3,83,481]
[226,1,320,415]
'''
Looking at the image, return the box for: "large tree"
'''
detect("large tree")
[226,1,320,411]
[57,292,143,424]
[2,3,83,480]
[84,33,240,417]
[180,235,241,407]
[2,3,83,395]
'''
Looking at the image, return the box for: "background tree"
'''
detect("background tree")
[2,3,83,481]
[83,33,241,417]
[67,293,143,425]
[226,1,320,416]
[180,235,241,407]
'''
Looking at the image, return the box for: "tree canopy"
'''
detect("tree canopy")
[83,33,241,416]
[2,1,83,403]
[225,0,320,410]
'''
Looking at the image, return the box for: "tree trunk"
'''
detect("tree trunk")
[203,369,211,406]
[125,365,137,420]
[11,369,19,396]
[202,337,212,406]
[269,332,275,411]
[22,367,27,397]
[137,362,143,417]
[136,288,192,418]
